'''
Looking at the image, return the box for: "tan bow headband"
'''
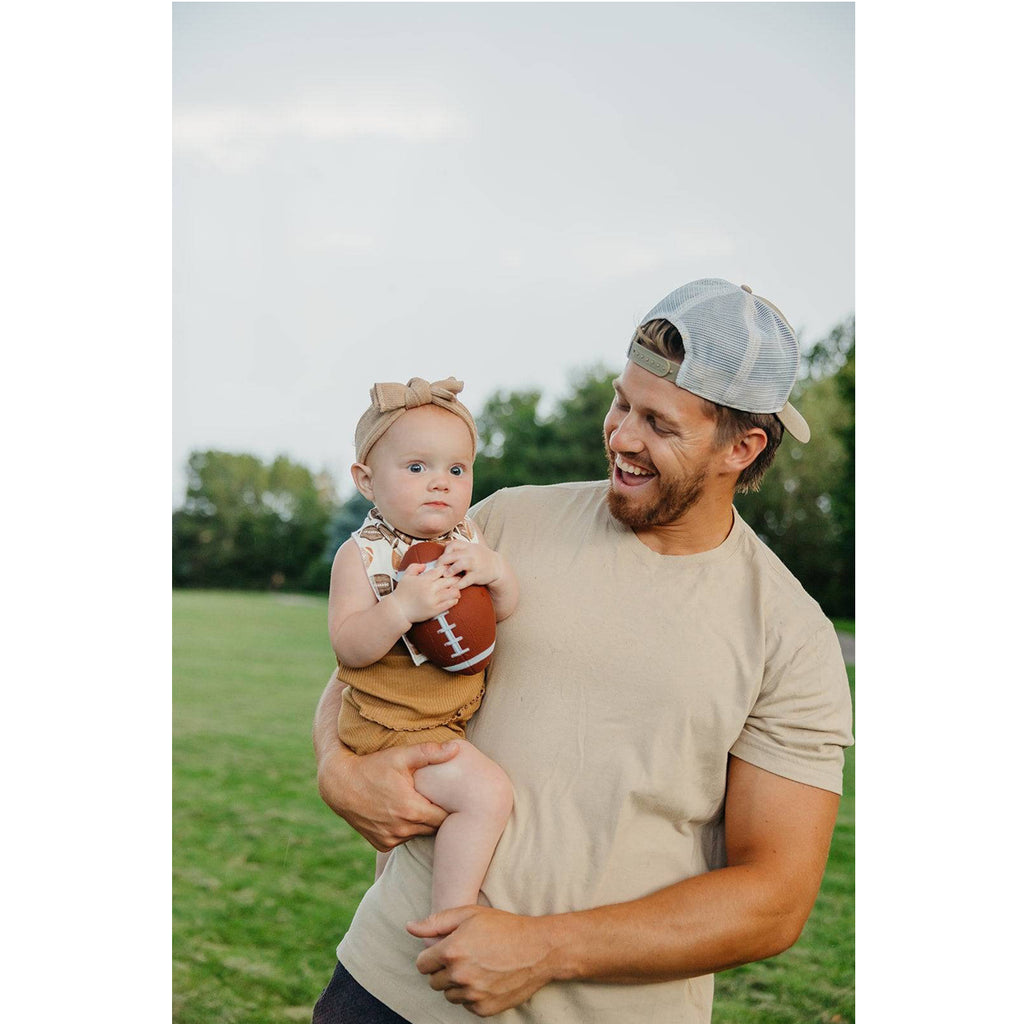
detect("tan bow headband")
[353,376,478,464]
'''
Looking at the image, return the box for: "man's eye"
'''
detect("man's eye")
[450,466,464,476]
[408,463,425,473]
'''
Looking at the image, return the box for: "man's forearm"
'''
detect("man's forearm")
[549,762,836,984]
[411,865,819,1017]
[543,775,837,984]
[412,858,828,1024]
[542,862,809,985]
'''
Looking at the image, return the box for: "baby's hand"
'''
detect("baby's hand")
[437,540,506,590]
[393,563,461,624]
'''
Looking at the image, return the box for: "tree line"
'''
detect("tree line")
[173,319,853,616]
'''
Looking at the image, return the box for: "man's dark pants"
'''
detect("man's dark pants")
[312,960,412,1024]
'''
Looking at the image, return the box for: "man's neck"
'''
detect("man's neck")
[632,495,736,556]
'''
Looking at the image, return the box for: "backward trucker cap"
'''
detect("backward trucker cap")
[627,278,810,442]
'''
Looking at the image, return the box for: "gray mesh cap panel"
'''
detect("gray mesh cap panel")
[639,278,800,415]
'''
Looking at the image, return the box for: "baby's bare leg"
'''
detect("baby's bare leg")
[413,740,513,918]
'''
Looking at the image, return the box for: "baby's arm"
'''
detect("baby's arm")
[329,539,463,667]
[436,533,519,622]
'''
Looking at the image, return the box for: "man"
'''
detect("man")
[312,278,854,1023]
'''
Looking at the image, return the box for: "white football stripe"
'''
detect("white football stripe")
[441,642,495,673]
[434,612,469,657]
[396,559,440,580]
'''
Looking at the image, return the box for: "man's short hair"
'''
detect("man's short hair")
[633,319,784,492]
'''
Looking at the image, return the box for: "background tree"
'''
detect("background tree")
[306,490,375,593]
[735,318,854,616]
[172,451,338,590]
[472,367,616,501]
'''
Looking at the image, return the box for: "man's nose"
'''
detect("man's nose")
[609,412,642,453]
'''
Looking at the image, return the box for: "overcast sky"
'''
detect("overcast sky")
[173,1,853,502]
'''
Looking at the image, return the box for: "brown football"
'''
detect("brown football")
[398,541,496,676]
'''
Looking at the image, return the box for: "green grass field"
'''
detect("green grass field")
[173,590,854,1022]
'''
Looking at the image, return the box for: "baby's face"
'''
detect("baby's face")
[361,405,475,539]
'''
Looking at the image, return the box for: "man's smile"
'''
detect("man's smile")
[613,454,657,488]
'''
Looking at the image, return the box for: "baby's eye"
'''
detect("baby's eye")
[450,466,464,476]
[408,462,425,473]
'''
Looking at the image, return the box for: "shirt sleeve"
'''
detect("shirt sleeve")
[469,489,503,542]
[729,624,854,795]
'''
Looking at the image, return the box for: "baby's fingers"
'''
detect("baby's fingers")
[435,551,461,574]
[454,569,485,588]
[406,564,446,583]
[439,556,467,577]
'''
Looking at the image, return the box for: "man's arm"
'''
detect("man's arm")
[408,756,839,1016]
[313,670,458,851]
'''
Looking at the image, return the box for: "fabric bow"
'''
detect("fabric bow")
[372,376,464,413]
[354,374,477,463]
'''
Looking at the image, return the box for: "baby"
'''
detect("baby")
[328,376,518,922]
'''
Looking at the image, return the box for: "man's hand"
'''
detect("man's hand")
[317,737,459,852]
[407,907,559,1017]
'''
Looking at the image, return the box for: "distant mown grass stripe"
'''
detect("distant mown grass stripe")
[173,590,854,1022]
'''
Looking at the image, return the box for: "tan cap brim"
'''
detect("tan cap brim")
[778,401,810,443]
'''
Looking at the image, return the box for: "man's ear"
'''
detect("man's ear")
[721,429,768,475]
[351,462,374,502]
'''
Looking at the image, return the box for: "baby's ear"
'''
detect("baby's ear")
[351,462,374,501]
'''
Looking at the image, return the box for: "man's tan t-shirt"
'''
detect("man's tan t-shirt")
[337,481,853,1023]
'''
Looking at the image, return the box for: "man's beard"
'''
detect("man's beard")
[604,438,710,530]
